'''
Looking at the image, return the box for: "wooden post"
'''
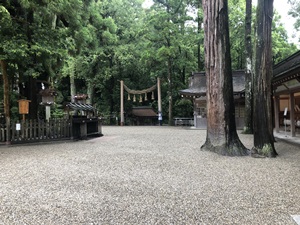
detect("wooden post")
[157,77,162,126]
[290,93,295,137]
[193,101,197,128]
[274,96,280,133]
[46,105,51,121]
[120,80,124,126]
[6,117,10,145]
[157,77,162,114]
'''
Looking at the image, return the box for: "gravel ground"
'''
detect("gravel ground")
[0,126,299,225]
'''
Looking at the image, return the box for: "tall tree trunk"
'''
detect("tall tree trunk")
[197,1,203,71]
[243,0,253,134]
[26,9,38,119]
[201,0,248,156]
[70,75,76,103]
[70,60,76,103]
[167,58,173,126]
[86,81,94,105]
[1,60,10,119]
[253,0,277,157]
[28,77,37,119]
[1,60,11,143]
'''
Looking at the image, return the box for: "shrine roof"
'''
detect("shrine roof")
[272,50,300,94]
[179,70,245,97]
[131,107,157,117]
[66,103,94,111]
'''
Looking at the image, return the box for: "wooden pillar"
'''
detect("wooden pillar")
[193,100,197,128]
[290,93,295,137]
[274,96,280,133]
[157,77,162,114]
[120,80,124,126]
[6,117,10,145]
[46,106,51,121]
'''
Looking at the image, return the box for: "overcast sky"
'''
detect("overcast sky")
[273,0,298,44]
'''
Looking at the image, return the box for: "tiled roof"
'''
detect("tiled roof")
[131,107,157,117]
[66,103,94,111]
[179,70,245,96]
[273,50,300,78]
[273,50,300,87]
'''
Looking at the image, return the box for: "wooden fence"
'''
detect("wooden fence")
[0,119,72,144]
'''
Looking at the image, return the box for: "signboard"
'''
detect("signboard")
[18,99,31,114]
[16,123,21,131]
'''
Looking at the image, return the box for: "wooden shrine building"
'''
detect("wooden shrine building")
[179,70,245,129]
[273,50,300,137]
[129,106,158,125]
[179,50,300,137]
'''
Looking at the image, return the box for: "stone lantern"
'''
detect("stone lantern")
[39,88,57,121]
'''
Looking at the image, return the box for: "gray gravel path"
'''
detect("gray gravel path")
[0,126,299,224]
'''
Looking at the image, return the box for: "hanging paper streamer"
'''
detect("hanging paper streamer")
[133,95,136,102]
[127,93,131,100]
[151,91,155,100]
[139,95,143,103]
[145,93,148,101]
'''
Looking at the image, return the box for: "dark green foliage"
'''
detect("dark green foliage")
[174,99,193,117]
[0,0,298,121]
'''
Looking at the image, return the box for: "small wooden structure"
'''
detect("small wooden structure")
[0,92,102,144]
[273,50,300,137]
[129,106,158,125]
[179,70,245,129]
[66,94,102,139]
[39,88,57,121]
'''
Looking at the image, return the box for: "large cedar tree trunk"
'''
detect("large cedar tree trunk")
[197,1,203,72]
[253,0,277,157]
[201,0,248,156]
[243,0,253,134]
[1,60,11,143]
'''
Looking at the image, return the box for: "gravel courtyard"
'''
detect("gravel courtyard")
[0,126,299,224]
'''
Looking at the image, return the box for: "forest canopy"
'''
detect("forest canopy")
[0,0,298,122]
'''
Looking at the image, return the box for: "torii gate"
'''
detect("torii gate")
[120,77,162,126]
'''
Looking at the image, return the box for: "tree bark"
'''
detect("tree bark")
[197,0,202,72]
[243,0,253,134]
[253,0,277,157]
[28,77,38,119]
[201,0,248,156]
[167,57,173,126]
[86,81,94,105]
[70,60,76,103]
[1,60,11,143]
[1,60,10,119]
